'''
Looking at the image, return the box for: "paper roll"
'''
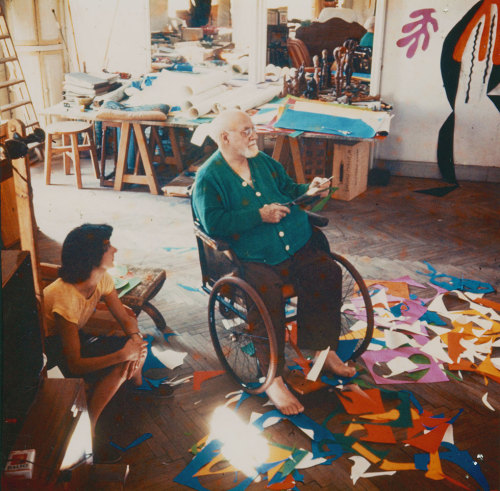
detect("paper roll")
[183,85,227,112]
[232,56,249,74]
[181,70,232,97]
[216,84,282,112]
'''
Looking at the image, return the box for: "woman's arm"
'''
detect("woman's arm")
[102,289,142,340]
[57,313,144,375]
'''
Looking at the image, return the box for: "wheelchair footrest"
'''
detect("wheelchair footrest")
[285,370,328,395]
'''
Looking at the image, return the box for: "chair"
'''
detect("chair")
[286,37,313,70]
[44,121,100,189]
[192,202,374,395]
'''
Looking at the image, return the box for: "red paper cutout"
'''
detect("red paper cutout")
[192,370,226,391]
[403,423,449,453]
[360,424,397,444]
[338,388,385,414]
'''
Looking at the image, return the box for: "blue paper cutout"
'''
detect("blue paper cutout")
[174,439,223,491]
[275,107,376,139]
[417,261,494,293]
[109,432,153,451]
[419,310,447,326]
[439,442,490,491]
[163,332,178,343]
[177,283,203,293]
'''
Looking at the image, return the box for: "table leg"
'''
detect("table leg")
[114,122,131,191]
[133,123,160,195]
[141,301,168,332]
[165,127,184,173]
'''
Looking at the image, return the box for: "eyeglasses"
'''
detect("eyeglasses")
[228,125,256,138]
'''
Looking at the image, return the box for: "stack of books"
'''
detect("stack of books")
[62,72,121,106]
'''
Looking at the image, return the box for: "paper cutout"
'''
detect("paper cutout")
[403,423,449,453]
[109,432,152,452]
[337,388,386,414]
[351,442,381,463]
[360,424,397,444]
[306,346,329,381]
[363,347,449,384]
[151,346,187,369]
[193,370,226,390]
[384,356,420,376]
[349,456,371,484]
[481,392,495,411]
[380,459,416,471]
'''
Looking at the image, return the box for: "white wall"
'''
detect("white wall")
[377,0,499,169]
[67,0,150,76]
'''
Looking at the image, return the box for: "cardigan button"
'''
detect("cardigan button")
[255,191,262,197]
[242,181,248,187]
[279,231,284,237]
[285,245,290,251]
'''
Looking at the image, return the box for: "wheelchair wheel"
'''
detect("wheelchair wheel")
[208,276,278,394]
[330,252,374,360]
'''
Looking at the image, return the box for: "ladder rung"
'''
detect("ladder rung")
[0,78,24,89]
[1,99,30,112]
[25,121,40,129]
[0,56,17,63]
[0,34,10,40]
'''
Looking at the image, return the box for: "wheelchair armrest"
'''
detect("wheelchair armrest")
[306,210,329,228]
[193,225,231,251]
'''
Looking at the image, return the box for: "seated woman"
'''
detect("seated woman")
[43,223,168,462]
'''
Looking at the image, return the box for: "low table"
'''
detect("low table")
[118,267,168,332]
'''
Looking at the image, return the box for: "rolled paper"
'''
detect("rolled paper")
[180,70,232,97]
[182,85,227,111]
[232,56,249,74]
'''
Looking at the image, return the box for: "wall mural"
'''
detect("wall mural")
[438,0,499,183]
[396,8,439,59]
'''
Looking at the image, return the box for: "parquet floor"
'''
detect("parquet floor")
[30,155,499,490]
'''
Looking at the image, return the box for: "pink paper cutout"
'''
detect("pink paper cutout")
[362,346,449,384]
[396,9,439,58]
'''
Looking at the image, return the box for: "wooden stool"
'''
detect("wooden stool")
[44,121,100,189]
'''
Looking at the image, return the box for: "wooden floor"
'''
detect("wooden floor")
[30,155,500,490]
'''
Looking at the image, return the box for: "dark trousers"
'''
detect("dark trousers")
[241,238,342,375]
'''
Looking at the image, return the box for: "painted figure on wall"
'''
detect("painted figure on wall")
[438,0,499,183]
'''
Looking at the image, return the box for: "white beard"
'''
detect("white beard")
[244,143,259,158]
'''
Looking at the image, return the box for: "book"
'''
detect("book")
[64,72,111,89]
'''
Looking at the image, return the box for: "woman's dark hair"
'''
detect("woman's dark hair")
[59,223,113,283]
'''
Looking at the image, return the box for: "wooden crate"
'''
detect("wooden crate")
[331,141,371,201]
[299,138,333,181]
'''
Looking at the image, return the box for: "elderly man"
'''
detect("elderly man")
[193,110,355,415]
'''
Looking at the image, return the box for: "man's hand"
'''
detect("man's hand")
[260,203,291,223]
[306,176,333,197]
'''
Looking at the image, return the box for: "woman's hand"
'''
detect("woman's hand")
[260,203,291,223]
[121,338,147,362]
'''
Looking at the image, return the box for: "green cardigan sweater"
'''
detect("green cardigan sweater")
[192,150,312,265]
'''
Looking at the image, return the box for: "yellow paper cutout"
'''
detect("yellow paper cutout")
[380,459,416,471]
[194,453,237,477]
[359,409,399,421]
[266,443,294,481]
[352,442,381,463]
[425,451,445,480]
[345,423,365,436]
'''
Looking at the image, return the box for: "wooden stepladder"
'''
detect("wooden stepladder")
[0,8,43,158]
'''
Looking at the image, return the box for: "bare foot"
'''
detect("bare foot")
[321,350,356,378]
[266,376,304,415]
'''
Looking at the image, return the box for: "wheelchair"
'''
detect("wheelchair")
[192,201,374,395]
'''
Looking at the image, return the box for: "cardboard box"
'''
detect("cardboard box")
[331,141,371,201]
